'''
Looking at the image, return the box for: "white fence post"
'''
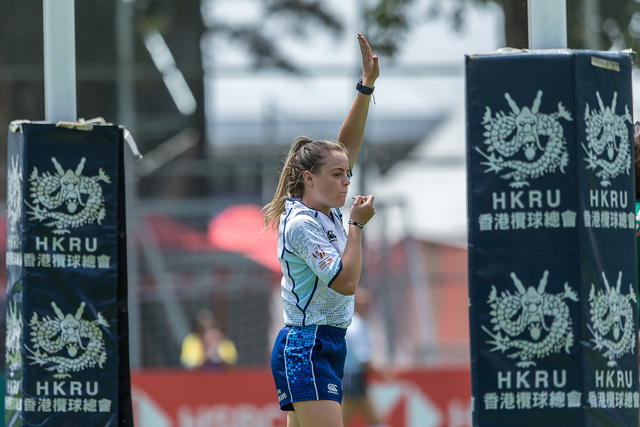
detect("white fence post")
[528,0,567,49]
[43,0,77,122]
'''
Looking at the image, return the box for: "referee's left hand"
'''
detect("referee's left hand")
[358,33,379,88]
[350,194,375,226]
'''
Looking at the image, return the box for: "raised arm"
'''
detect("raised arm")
[338,33,380,171]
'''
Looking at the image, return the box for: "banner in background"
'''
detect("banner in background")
[5,122,132,426]
[130,368,471,427]
[466,50,639,426]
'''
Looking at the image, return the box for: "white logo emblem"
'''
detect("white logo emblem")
[582,91,632,187]
[5,302,24,376]
[277,389,288,402]
[477,90,572,188]
[25,157,110,234]
[327,383,339,394]
[482,270,578,368]
[588,271,636,367]
[7,156,23,234]
[26,301,108,378]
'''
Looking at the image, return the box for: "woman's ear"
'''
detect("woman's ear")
[302,170,313,186]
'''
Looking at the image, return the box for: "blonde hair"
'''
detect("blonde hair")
[262,136,349,230]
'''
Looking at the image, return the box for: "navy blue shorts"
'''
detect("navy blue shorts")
[271,325,347,411]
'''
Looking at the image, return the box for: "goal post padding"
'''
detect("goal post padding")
[5,122,133,426]
[465,50,639,426]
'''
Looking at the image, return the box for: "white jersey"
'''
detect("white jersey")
[277,198,355,328]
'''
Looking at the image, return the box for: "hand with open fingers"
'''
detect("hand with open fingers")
[357,33,380,88]
[350,194,376,227]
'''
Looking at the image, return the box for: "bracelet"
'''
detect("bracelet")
[356,79,374,95]
[348,220,364,229]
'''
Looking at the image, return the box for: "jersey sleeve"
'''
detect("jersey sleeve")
[284,213,343,286]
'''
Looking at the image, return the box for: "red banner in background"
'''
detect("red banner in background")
[131,367,471,427]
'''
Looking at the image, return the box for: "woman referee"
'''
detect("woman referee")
[262,33,379,427]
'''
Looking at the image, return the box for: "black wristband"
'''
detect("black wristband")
[348,220,364,229]
[356,79,374,95]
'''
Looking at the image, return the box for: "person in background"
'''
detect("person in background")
[180,308,238,370]
[342,288,390,427]
[263,33,380,427]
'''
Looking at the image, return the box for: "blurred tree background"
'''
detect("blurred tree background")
[365,0,640,54]
[1,1,638,200]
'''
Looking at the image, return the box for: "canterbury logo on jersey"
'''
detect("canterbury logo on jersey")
[326,230,337,242]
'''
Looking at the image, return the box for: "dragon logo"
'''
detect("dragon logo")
[582,92,632,187]
[7,156,23,234]
[26,301,108,378]
[25,157,110,234]
[5,302,23,376]
[482,270,578,368]
[588,271,636,367]
[477,90,572,188]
